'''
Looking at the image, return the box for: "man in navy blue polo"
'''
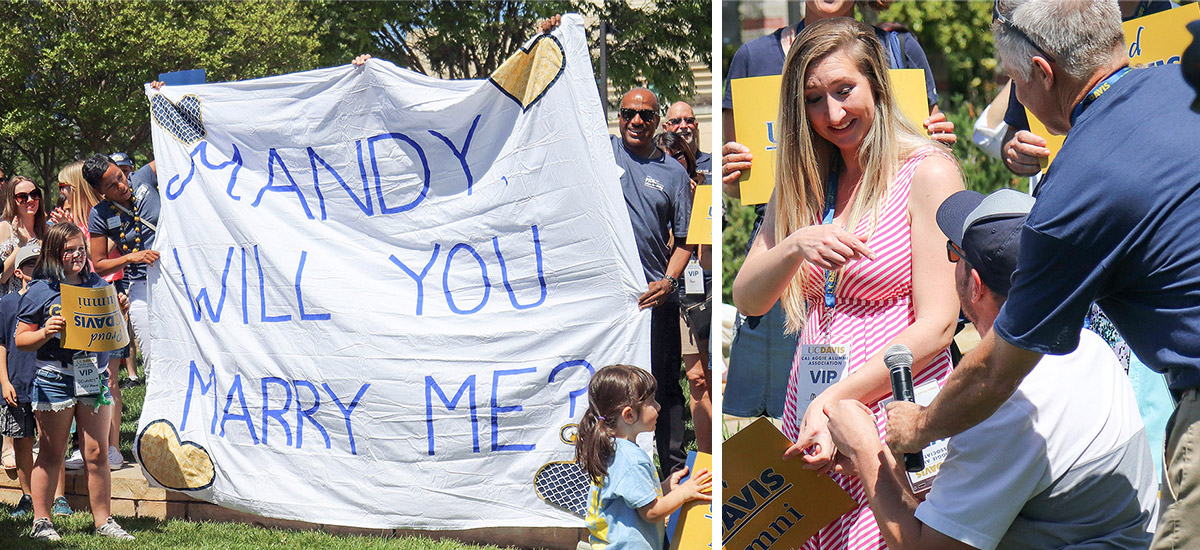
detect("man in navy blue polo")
[611,87,693,479]
[885,2,1200,548]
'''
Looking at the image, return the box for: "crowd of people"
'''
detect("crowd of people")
[723,1,1200,549]
[0,151,160,540]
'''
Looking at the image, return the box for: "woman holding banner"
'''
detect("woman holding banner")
[731,18,962,549]
[15,222,132,541]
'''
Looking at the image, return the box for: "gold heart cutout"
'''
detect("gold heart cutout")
[136,419,216,491]
[489,34,566,111]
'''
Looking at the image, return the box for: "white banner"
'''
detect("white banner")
[135,15,649,529]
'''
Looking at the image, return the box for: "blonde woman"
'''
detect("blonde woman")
[731,18,962,549]
[58,159,132,469]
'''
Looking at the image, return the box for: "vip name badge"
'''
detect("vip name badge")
[796,343,849,412]
[72,355,101,396]
[684,259,703,294]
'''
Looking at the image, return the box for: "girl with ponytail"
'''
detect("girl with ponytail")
[575,364,712,549]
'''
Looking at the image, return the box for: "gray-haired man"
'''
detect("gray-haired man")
[886,2,1200,547]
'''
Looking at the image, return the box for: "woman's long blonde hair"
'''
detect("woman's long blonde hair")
[774,17,946,334]
[58,159,100,229]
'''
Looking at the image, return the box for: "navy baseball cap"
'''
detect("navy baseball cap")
[936,189,1035,296]
[108,152,134,168]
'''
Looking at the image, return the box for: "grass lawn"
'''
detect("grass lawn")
[0,513,516,549]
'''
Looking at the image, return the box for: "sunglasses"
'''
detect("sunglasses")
[666,116,696,126]
[15,189,41,203]
[993,0,1056,63]
[946,240,966,263]
[619,108,658,122]
[62,246,87,260]
[58,182,71,190]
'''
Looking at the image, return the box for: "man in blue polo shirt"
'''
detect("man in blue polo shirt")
[81,154,161,379]
[885,2,1200,548]
[611,87,693,480]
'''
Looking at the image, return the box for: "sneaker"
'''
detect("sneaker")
[95,516,134,540]
[64,448,84,470]
[108,445,124,469]
[119,376,143,389]
[30,517,61,541]
[10,494,33,518]
[52,496,72,516]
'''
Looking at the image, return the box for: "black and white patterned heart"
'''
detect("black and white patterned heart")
[533,460,591,517]
[151,94,206,144]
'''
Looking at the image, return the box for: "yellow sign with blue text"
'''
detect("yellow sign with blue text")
[1029,3,1199,171]
[62,284,130,352]
[731,69,930,205]
[687,185,714,245]
[668,451,713,550]
[722,417,857,550]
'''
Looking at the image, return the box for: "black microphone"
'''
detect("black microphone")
[884,344,924,472]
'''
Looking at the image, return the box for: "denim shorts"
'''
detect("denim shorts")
[30,366,111,412]
[107,344,131,360]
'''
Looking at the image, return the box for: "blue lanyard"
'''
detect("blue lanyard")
[1071,66,1130,125]
[822,168,839,309]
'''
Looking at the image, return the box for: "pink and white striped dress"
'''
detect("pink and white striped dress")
[781,149,953,550]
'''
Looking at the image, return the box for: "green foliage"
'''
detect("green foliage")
[877,0,1001,105]
[940,95,1027,195]
[721,197,756,305]
[0,1,322,185]
[596,0,711,104]
[313,1,710,105]
[0,0,709,190]
[311,1,572,79]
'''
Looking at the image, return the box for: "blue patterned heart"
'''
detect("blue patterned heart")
[151,94,206,144]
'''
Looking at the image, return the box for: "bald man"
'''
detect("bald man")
[612,87,694,479]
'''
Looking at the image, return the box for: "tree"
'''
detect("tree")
[0,1,322,186]
[0,1,711,191]
[313,1,711,106]
[877,0,1001,106]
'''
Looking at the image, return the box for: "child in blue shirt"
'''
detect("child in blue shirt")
[576,364,712,549]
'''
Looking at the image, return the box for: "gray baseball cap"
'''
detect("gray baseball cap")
[936,189,1035,295]
[14,243,40,271]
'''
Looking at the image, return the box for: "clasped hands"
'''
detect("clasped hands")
[783,398,929,477]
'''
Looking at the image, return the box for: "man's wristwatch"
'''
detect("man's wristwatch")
[665,275,679,292]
